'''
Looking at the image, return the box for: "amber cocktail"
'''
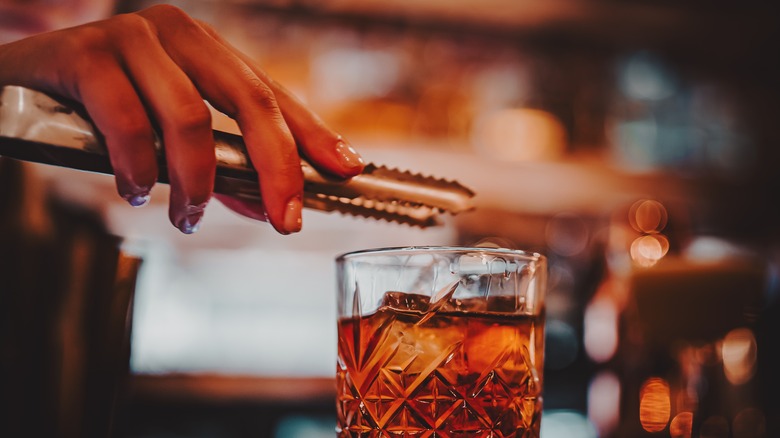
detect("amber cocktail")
[336,247,547,437]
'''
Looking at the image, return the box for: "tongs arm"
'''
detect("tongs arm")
[0,86,475,227]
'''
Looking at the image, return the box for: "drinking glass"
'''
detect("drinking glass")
[336,246,547,437]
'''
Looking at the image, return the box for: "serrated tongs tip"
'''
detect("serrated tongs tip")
[299,160,475,227]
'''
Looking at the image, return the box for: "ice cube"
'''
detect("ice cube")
[440,296,489,313]
[381,291,430,313]
[438,295,519,313]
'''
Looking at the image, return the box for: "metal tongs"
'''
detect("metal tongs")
[0,86,474,227]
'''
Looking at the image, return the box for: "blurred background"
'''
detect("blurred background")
[2,0,779,437]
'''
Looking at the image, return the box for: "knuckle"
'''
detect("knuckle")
[73,14,157,58]
[108,113,153,142]
[245,83,280,113]
[195,19,218,37]
[143,4,200,30]
[108,13,156,43]
[65,13,153,55]
[168,101,213,135]
[68,25,111,54]
[112,13,151,31]
[145,4,188,19]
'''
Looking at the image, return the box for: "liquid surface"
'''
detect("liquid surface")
[337,292,544,437]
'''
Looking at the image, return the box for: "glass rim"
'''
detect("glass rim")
[336,245,545,263]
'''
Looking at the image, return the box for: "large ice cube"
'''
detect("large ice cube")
[381,290,519,316]
[381,291,431,313]
[439,296,488,313]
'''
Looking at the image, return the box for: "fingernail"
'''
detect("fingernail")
[176,202,207,234]
[122,188,152,207]
[283,196,302,234]
[335,141,364,171]
[126,193,151,207]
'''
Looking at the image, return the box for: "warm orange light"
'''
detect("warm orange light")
[472,108,566,162]
[674,346,700,413]
[670,411,693,438]
[639,377,671,433]
[722,328,757,385]
[629,199,668,233]
[630,234,669,267]
[654,234,670,255]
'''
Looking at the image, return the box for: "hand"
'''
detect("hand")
[0,4,365,234]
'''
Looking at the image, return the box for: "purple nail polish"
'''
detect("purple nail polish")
[176,202,207,234]
[178,216,202,234]
[127,193,151,207]
[122,186,152,207]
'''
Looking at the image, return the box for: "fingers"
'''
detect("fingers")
[0,25,159,209]
[1,4,364,235]
[139,5,303,234]
[76,63,158,208]
[252,74,366,179]
[197,21,366,179]
[111,12,216,234]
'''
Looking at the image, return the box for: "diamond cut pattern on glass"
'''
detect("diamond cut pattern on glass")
[337,297,542,437]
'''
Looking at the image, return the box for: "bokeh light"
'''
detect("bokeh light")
[583,298,618,363]
[685,236,751,263]
[540,410,597,438]
[721,328,757,385]
[311,47,402,103]
[639,377,671,433]
[471,108,566,162]
[587,371,620,437]
[618,52,677,101]
[629,199,668,234]
[630,234,670,267]
[670,411,693,438]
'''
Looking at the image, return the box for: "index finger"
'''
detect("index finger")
[139,5,303,234]
[196,20,366,179]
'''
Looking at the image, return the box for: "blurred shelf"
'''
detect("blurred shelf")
[130,0,780,69]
